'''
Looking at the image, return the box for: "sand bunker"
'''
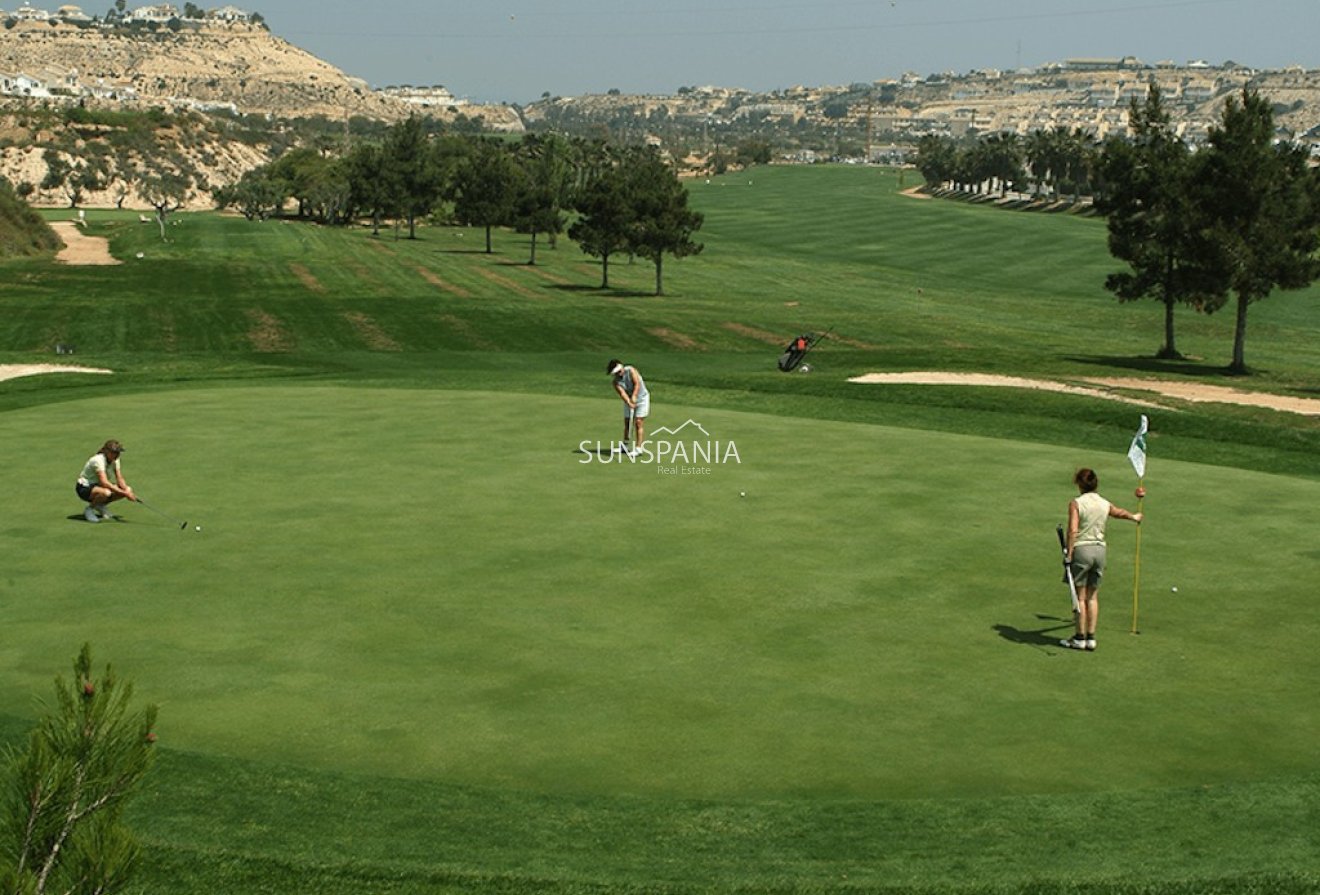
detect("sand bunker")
[50,221,121,266]
[0,364,113,382]
[850,371,1320,416]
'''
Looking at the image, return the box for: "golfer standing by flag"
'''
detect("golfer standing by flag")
[1061,468,1144,651]
[607,359,649,455]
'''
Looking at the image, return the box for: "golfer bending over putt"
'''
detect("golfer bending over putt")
[607,359,649,455]
[76,439,137,523]
[1062,468,1143,651]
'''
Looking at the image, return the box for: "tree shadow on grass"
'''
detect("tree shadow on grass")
[547,283,653,299]
[1064,354,1238,378]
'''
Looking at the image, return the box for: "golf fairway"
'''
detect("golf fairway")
[4,385,1317,802]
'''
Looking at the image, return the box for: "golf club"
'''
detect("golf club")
[137,497,188,530]
[1055,524,1080,617]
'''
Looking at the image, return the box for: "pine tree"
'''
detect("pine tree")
[1,644,159,895]
[1193,89,1320,373]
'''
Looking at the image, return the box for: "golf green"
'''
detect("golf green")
[4,384,1317,803]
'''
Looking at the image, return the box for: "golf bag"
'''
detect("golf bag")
[777,331,825,372]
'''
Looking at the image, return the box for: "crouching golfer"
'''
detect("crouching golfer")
[607,359,649,455]
[76,439,137,523]
[1062,468,1143,651]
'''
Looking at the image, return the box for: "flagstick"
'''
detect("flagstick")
[1131,476,1144,634]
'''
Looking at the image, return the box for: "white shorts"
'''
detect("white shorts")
[626,393,650,419]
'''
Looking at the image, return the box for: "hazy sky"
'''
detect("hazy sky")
[252,0,1315,104]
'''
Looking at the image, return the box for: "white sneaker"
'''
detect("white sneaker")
[97,505,116,520]
[1059,637,1085,650]
[1085,639,1096,651]
[83,506,100,523]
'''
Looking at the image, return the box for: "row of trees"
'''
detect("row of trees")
[916,90,1320,374]
[215,121,705,295]
[915,127,1101,201]
[1099,87,1320,373]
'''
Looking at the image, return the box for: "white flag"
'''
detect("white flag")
[1127,415,1148,479]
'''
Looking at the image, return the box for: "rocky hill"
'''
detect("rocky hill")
[0,16,522,208]
[0,18,520,128]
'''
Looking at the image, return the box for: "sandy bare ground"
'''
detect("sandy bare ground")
[50,221,121,266]
[0,364,113,382]
[899,186,932,200]
[1082,377,1320,416]
[849,371,1320,417]
[5,362,1314,417]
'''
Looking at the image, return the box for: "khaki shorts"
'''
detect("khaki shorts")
[625,393,650,419]
[1070,543,1107,589]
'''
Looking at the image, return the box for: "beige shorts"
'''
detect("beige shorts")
[1070,543,1107,589]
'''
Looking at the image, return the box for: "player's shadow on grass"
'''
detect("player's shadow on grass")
[994,614,1073,648]
[64,513,130,525]
[573,445,618,457]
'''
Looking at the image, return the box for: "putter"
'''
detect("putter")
[137,498,188,530]
[1056,524,1080,616]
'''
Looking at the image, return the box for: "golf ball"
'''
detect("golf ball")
[739,491,746,497]
[1171,586,1178,592]
[195,526,202,532]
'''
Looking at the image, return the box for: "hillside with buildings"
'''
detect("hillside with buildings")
[0,8,1316,208]
[0,4,521,127]
[523,59,1320,162]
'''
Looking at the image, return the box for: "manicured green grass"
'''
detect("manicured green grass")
[5,165,1320,893]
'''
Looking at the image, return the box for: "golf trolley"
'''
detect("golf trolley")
[777,330,828,372]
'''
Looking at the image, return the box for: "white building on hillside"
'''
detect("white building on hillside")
[13,4,51,19]
[378,85,467,107]
[56,5,93,21]
[0,71,52,97]
[207,5,252,22]
[126,3,179,22]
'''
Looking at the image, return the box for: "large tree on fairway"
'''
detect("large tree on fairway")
[569,163,634,289]
[267,147,335,220]
[0,644,158,895]
[138,170,192,239]
[1096,85,1217,359]
[214,165,284,221]
[1192,89,1320,373]
[383,116,444,239]
[511,134,574,264]
[451,139,522,254]
[345,142,400,235]
[623,148,704,296]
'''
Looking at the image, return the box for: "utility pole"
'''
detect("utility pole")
[865,94,874,163]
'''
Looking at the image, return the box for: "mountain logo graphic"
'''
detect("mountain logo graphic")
[577,418,740,467]
[651,420,711,438]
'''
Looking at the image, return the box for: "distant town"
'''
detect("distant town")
[1,4,1318,159]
